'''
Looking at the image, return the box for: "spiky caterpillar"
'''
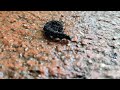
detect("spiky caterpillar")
[43,20,71,41]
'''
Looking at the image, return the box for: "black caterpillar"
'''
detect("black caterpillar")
[43,20,71,41]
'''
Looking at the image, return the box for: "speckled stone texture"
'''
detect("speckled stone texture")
[0,11,119,79]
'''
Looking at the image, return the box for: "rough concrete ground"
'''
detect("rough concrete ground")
[0,11,119,79]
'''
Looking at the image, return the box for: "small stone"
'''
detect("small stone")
[79,31,84,37]
[88,60,93,64]
[19,53,23,58]
[100,63,106,68]
[61,56,65,60]
[72,36,79,42]
[58,52,62,55]
[67,43,71,46]
[25,47,29,51]
[23,24,29,29]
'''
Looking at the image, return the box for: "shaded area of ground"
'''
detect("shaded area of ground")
[0,11,119,79]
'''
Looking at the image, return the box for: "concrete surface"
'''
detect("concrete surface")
[0,11,119,79]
